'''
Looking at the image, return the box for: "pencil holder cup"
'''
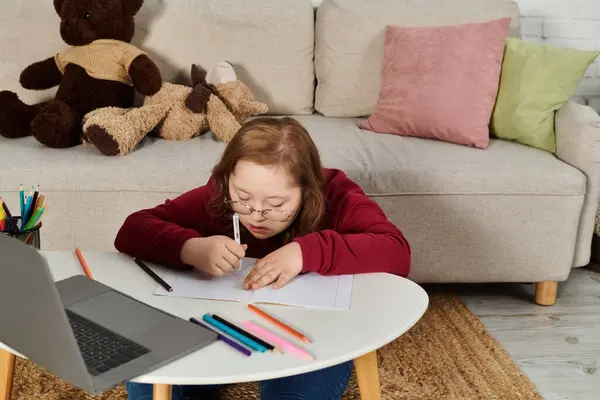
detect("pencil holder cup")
[2,216,42,249]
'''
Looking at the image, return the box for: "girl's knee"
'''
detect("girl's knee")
[259,360,354,400]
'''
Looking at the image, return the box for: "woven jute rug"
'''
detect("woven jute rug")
[11,294,542,400]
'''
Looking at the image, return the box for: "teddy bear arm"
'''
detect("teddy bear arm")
[241,99,269,118]
[129,54,162,96]
[206,97,242,143]
[19,57,62,90]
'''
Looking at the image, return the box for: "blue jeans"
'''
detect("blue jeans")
[126,360,353,400]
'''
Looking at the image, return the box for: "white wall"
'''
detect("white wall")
[312,0,600,112]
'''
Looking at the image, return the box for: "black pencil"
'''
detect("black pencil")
[133,258,173,292]
[212,314,276,351]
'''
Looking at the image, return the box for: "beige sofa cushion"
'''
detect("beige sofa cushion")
[0,117,585,270]
[314,0,521,117]
[0,0,315,114]
[0,116,584,197]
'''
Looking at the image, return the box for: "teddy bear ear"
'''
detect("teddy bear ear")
[53,0,64,15]
[190,64,207,87]
[122,0,144,16]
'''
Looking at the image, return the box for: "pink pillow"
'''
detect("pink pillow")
[359,18,511,149]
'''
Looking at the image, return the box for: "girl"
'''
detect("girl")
[114,117,411,400]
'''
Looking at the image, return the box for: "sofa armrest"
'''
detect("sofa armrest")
[555,100,600,267]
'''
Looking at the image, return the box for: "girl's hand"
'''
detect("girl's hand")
[243,242,303,290]
[181,236,247,277]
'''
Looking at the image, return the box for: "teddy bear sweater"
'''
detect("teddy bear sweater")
[114,168,412,277]
[54,39,146,86]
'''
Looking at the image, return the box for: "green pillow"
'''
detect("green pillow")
[491,37,599,152]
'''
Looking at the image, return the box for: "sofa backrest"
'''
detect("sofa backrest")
[314,0,521,118]
[0,0,316,115]
[1,0,521,118]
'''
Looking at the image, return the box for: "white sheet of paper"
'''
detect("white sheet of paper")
[152,258,353,309]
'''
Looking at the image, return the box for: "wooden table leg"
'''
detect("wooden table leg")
[0,349,16,400]
[354,350,381,400]
[153,383,172,400]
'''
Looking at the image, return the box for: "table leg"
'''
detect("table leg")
[153,384,172,400]
[353,350,381,400]
[0,349,15,400]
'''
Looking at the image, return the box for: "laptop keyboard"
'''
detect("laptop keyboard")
[66,309,150,376]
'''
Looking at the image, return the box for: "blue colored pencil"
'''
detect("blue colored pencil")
[19,185,24,220]
[202,313,267,352]
[189,317,251,357]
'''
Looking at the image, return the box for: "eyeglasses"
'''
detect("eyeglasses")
[225,200,294,222]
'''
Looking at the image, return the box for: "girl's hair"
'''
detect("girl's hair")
[210,117,326,242]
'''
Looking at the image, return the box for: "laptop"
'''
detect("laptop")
[0,235,218,394]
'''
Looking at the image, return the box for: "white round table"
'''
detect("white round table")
[0,251,428,400]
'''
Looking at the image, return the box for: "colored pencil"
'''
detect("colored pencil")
[26,185,39,226]
[202,314,267,352]
[22,203,47,244]
[189,317,251,357]
[133,258,172,292]
[247,304,312,343]
[23,207,43,231]
[75,247,94,279]
[19,185,24,220]
[36,203,48,224]
[35,194,45,211]
[243,321,314,360]
[1,198,14,233]
[23,188,33,226]
[212,314,278,352]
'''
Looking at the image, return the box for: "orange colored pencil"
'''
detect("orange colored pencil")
[75,247,94,279]
[247,304,312,343]
[34,194,45,210]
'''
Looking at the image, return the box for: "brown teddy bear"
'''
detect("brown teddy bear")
[0,0,162,149]
[81,61,269,156]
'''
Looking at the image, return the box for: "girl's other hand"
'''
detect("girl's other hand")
[181,236,247,277]
[243,242,303,290]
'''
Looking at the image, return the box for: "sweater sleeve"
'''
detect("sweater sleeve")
[113,183,217,268]
[293,172,411,277]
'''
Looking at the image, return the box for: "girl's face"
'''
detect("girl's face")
[228,160,302,239]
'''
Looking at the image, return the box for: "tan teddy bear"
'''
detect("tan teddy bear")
[82,61,268,156]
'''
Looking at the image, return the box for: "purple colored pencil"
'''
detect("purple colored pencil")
[189,317,252,357]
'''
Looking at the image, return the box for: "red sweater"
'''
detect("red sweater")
[114,168,411,277]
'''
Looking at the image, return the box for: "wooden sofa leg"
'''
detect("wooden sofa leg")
[535,281,558,306]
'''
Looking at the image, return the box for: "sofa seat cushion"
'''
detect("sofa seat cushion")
[298,116,585,196]
[0,115,585,198]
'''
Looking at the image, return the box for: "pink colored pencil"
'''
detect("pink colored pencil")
[243,321,314,360]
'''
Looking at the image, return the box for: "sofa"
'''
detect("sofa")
[1,0,599,306]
